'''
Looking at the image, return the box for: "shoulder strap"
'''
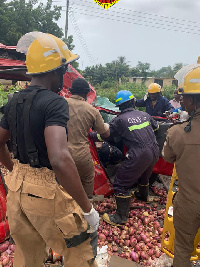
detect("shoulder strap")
[23,87,47,167]
[8,91,23,157]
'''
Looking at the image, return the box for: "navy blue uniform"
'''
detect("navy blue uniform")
[136,95,174,116]
[108,108,159,195]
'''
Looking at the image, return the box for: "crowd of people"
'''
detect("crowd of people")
[0,31,197,267]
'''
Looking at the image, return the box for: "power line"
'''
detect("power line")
[62,7,200,36]
[71,0,200,28]
[67,2,200,35]
[69,6,96,65]
[55,0,200,35]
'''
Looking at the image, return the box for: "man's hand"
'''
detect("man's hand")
[88,131,98,141]
[83,205,100,233]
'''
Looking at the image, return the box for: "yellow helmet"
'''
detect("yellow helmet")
[16,32,79,74]
[147,83,161,93]
[178,66,200,95]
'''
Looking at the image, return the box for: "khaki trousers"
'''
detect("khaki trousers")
[5,160,97,267]
[173,192,200,267]
[73,157,95,199]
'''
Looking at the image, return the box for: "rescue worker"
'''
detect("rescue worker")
[162,66,200,267]
[91,90,159,226]
[136,83,174,116]
[0,32,99,267]
[66,78,110,200]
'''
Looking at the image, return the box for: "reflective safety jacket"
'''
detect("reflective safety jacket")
[136,95,174,116]
[108,108,158,150]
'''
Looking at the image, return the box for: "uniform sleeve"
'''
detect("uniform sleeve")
[93,109,108,134]
[44,97,69,128]
[164,97,174,113]
[149,115,159,131]
[107,117,122,141]
[162,130,176,163]
[135,98,146,107]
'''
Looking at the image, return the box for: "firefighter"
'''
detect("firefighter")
[0,32,99,267]
[66,78,110,200]
[91,90,159,226]
[136,83,174,116]
[162,66,200,267]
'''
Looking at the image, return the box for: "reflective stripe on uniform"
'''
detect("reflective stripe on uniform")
[154,125,159,131]
[128,121,149,131]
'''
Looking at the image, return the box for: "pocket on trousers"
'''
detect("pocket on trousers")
[21,193,55,217]
[55,207,87,239]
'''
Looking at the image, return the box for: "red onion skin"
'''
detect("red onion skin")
[124,240,130,247]
[130,251,139,263]
[98,233,106,242]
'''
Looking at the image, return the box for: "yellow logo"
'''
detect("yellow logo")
[93,0,120,10]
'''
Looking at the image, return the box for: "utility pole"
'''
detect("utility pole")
[65,0,69,40]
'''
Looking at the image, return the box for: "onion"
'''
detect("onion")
[2,256,9,266]
[140,251,149,260]
[130,251,139,263]
[147,249,155,256]
[124,240,130,247]
[99,234,106,242]
[112,245,118,252]
[0,242,9,253]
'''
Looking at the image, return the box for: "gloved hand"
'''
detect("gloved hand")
[88,131,98,141]
[83,205,100,233]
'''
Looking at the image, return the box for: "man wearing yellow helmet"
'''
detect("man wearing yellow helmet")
[136,83,174,116]
[162,66,200,267]
[0,32,99,266]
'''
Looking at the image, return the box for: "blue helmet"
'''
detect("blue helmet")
[115,90,135,106]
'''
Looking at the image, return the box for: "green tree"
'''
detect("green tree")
[0,0,63,45]
[136,61,151,80]
[63,35,75,51]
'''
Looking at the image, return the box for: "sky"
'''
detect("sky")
[49,0,200,71]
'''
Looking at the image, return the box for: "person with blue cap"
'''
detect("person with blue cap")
[99,90,160,225]
[99,90,159,225]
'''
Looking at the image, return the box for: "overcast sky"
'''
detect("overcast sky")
[51,0,200,70]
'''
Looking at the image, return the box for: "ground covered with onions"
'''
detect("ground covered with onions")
[1,163,199,267]
[94,185,169,266]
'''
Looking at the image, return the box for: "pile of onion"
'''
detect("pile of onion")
[0,241,15,267]
[95,186,167,266]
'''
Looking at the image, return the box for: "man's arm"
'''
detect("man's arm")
[162,134,176,163]
[0,127,13,171]
[44,125,92,213]
[135,98,146,107]
[164,98,174,113]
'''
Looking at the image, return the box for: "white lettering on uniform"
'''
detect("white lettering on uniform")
[128,116,144,124]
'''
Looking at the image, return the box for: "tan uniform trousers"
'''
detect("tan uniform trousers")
[173,192,200,267]
[73,156,95,199]
[5,160,97,267]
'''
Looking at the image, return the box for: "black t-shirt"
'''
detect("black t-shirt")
[0,86,69,169]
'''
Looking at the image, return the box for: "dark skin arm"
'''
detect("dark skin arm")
[0,127,13,172]
[44,125,92,213]
[100,128,110,139]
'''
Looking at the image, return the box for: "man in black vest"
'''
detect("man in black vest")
[0,32,99,267]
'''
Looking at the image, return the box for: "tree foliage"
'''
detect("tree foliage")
[0,0,63,45]
[82,57,184,87]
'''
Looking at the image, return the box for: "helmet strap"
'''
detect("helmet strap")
[184,99,197,132]
[58,65,68,94]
